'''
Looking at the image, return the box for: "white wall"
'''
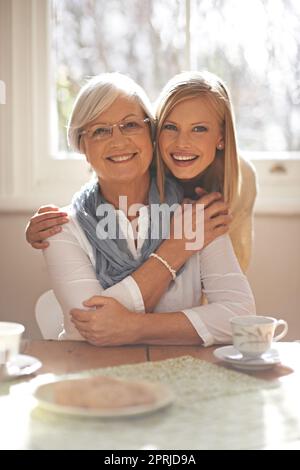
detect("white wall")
[0,213,50,339]
[0,212,299,340]
[247,215,300,341]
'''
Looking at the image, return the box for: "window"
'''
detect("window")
[0,0,299,212]
[51,0,300,155]
[51,0,187,153]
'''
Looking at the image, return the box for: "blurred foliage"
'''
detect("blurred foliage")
[51,0,300,153]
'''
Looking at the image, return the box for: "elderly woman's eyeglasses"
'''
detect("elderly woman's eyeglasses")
[79,118,150,142]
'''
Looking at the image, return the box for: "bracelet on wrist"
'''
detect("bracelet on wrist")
[149,253,176,281]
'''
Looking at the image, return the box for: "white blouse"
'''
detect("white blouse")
[43,205,256,346]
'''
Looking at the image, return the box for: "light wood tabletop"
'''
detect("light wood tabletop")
[25,340,148,375]
[25,340,300,383]
[1,340,300,450]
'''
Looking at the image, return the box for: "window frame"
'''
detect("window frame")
[0,0,299,214]
[0,0,90,212]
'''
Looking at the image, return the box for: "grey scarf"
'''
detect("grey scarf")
[72,176,183,288]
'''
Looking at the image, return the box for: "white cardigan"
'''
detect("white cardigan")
[43,203,256,346]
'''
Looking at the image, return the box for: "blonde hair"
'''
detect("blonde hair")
[67,72,155,152]
[155,71,240,206]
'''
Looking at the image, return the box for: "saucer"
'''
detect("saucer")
[213,345,281,371]
[0,354,42,381]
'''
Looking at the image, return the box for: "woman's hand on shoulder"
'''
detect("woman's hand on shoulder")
[194,188,232,248]
[168,189,231,254]
[25,205,69,249]
[157,190,232,270]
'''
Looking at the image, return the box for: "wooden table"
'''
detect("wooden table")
[26,341,148,375]
[26,340,300,382]
[1,341,300,450]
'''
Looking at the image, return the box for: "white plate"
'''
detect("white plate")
[1,354,42,380]
[34,378,174,418]
[213,345,281,371]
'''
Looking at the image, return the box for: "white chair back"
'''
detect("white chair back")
[35,290,63,339]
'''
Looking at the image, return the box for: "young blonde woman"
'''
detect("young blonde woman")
[155,71,257,273]
[25,72,255,345]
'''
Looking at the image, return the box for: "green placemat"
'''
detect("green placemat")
[71,355,276,406]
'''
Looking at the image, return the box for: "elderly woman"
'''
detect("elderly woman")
[26,72,255,346]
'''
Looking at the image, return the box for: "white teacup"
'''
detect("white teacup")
[0,322,25,365]
[230,315,288,358]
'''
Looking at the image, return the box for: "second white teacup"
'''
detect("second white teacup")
[230,315,288,358]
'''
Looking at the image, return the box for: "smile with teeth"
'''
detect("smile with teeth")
[171,153,198,161]
[108,153,136,163]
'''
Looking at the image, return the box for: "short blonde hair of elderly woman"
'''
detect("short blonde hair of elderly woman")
[67,72,156,153]
[155,71,240,208]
